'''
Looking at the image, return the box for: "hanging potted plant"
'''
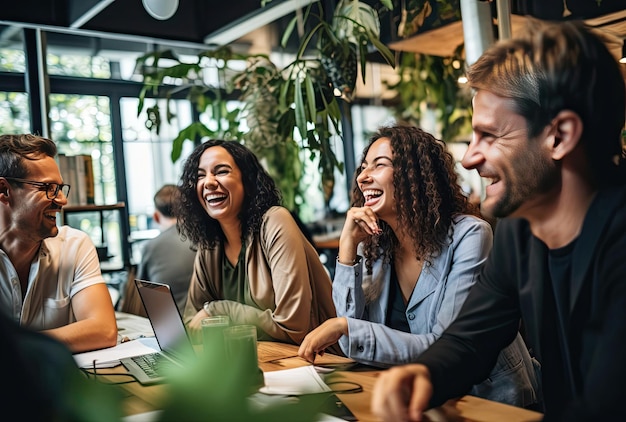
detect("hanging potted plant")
[134,0,394,211]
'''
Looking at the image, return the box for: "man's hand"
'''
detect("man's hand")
[371,364,433,422]
[298,317,348,363]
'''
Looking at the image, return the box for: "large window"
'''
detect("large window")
[47,53,111,79]
[49,94,115,205]
[0,39,26,73]
[0,32,30,134]
[44,30,152,82]
[0,26,379,268]
[0,92,30,134]
[121,97,194,233]
[48,93,127,267]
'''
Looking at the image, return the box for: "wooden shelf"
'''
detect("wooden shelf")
[387,13,624,62]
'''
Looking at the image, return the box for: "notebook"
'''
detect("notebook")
[120,279,195,385]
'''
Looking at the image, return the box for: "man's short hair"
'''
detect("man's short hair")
[154,184,180,218]
[467,18,625,185]
[0,134,58,178]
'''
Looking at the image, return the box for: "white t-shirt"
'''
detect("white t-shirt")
[0,225,105,330]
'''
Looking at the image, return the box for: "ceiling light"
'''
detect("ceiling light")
[620,41,626,64]
[142,0,179,21]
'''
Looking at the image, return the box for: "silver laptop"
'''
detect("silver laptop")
[120,279,194,385]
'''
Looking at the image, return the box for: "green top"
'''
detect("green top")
[221,240,252,306]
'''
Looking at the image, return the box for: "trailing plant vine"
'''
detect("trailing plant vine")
[135,0,394,211]
[386,43,472,142]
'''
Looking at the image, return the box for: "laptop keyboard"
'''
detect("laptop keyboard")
[131,352,168,379]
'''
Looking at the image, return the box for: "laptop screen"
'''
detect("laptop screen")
[134,279,193,356]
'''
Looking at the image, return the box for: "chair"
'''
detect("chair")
[118,265,148,318]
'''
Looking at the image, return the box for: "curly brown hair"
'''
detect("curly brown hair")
[352,125,479,274]
[176,139,282,250]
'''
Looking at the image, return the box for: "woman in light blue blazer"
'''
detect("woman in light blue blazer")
[299,124,541,409]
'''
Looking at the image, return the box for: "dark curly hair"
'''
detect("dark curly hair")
[176,139,282,250]
[352,125,480,274]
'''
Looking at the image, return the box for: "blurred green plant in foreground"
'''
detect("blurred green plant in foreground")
[155,339,332,421]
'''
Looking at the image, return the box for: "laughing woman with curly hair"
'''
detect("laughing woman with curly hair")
[177,139,336,346]
[298,124,541,408]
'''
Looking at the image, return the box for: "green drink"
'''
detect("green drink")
[201,315,230,362]
[224,325,264,391]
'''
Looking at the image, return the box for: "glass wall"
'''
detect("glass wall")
[0,25,382,268]
[0,32,29,134]
[120,96,195,262]
[0,92,30,134]
[0,36,26,73]
[49,94,115,204]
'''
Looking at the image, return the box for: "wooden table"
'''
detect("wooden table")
[312,232,341,250]
[257,342,542,422]
[100,340,542,421]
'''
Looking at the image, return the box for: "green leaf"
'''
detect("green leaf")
[277,109,296,138]
[281,15,298,48]
[368,32,395,66]
[137,85,150,116]
[171,122,213,162]
[359,43,368,83]
[379,0,393,10]
[297,22,324,60]
[225,107,240,121]
[304,74,317,124]
[294,77,307,139]
[156,50,179,61]
[165,98,176,123]
[162,62,201,79]
[327,99,342,125]
[307,131,320,149]
[171,131,188,163]
[279,78,293,110]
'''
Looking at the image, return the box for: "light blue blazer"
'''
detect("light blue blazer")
[333,214,541,407]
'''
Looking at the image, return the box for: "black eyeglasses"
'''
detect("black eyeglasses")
[3,177,71,200]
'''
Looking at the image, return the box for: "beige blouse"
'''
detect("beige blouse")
[184,206,336,346]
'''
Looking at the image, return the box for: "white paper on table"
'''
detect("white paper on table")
[73,337,159,368]
[122,410,163,422]
[259,366,332,395]
[249,393,345,422]
[116,311,154,341]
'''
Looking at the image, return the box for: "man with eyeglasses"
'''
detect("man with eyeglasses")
[0,134,117,353]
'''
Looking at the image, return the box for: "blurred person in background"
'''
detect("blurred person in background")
[136,184,196,314]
